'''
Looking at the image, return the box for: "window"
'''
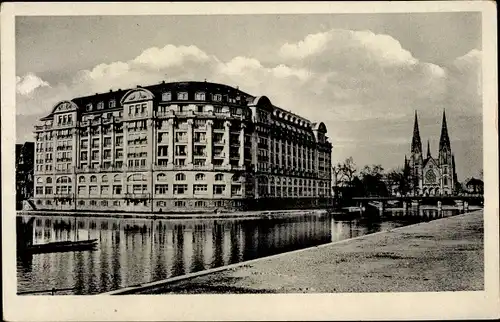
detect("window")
[90,200,97,206]
[213,184,225,195]
[177,92,188,100]
[162,92,171,101]
[174,201,186,207]
[89,185,98,195]
[155,184,168,195]
[195,92,206,100]
[173,184,187,195]
[102,175,108,183]
[100,185,109,194]
[46,200,52,205]
[113,185,122,195]
[97,102,104,110]
[116,137,123,146]
[195,173,206,181]
[46,177,52,184]
[90,175,97,183]
[215,173,224,181]
[104,137,111,147]
[113,201,120,206]
[213,94,222,101]
[45,187,53,194]
[113,174,121,182]
[157,201,166,207]
[78,200,85,206]
[78,186,86,195]
[175,173,186,181]
[231,185,242,195]
[101,200,108,206]
[86,103,92,111]
[157,173,167,181]
[109,100,116,108]
[195,201,206,207]
[175,145,187,156]
[193,184,207,194]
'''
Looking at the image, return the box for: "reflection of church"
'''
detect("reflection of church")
[404,111,458,196]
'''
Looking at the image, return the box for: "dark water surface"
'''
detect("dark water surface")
[17,208,460,295]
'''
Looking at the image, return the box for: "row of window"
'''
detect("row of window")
[86,100,117,111]
[35,199,226,208]
[161,92,225,102]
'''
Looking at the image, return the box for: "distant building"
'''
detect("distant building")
[31,81,332,213]
[465,178,483,195]
[404,110,458,196]
[16,142,35,209]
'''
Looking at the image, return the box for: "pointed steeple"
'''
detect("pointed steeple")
[426,140,431,158]
[439,109,451,151]
[411,111,422,154]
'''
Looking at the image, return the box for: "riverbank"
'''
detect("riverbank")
[113,209,483,294]
[17,208,332,220]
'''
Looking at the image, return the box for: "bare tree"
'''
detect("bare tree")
[340,157,357,186]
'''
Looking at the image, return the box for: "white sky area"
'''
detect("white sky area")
[15,13,482,180]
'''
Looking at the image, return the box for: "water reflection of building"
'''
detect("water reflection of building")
[19,214,333,294]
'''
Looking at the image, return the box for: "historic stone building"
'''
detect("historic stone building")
[29,81,332,213]
[16,142,34,209]
[405,110,458,196]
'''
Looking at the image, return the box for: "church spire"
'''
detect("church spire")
[439,109,451,151]
[427,140,431,158]
[411,111,422,154]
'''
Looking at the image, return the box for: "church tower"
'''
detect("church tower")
[410,111,423,195]
[438,110,455,194]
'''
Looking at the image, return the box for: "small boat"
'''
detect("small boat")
[18,239,98,255]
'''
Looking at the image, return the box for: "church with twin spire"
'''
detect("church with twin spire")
[404,110,458,196]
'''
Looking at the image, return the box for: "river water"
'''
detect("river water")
[17,208,460,295]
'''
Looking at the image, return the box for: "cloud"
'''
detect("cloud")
[16,29,481,178]
[16,73,50,96]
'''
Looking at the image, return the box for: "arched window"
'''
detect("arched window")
[113,174,121,182]
[157,173,167,181]
[102,175,108,183]
[195,173,206,181]
[215,173,224,181]
[37,177,43,184]
[232,174,240,182]
[79,176,85,183]
[294,179,297,185]
[46,177,52,184]
[56,176,71,183]
[90,175,97,183]
[175,173,186,181]
[127,173,146,182]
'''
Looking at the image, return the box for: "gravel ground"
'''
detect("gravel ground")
[139,210,484,294]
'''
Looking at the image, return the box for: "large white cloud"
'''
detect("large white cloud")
[16,73,50,96]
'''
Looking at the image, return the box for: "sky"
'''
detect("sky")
[15,13,483,181]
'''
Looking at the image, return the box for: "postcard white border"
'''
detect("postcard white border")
[2,2,498,321]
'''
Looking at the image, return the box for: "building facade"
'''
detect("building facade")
[16,142,35,210]
[404,110,458,196]
[30,81,332,213]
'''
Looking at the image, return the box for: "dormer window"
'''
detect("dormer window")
[195,92,206,100]
[109,100,116,108]
[162,92,171,101]
[86,103,93,111]
[213,94,222,102]
[177,92,188,100]
[97,102,104,110]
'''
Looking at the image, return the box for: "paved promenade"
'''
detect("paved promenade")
[134,210,483,294]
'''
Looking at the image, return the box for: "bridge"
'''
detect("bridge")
[350,195,483,212]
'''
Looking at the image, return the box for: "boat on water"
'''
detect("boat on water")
[18,239,98,255]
